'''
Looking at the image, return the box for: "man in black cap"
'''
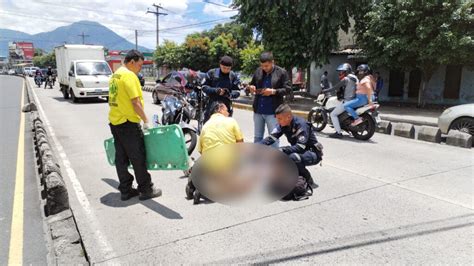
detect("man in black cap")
[202,56,241,123]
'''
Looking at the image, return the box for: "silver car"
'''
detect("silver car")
[438,103,474,136]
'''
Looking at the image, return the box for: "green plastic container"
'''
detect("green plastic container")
[104,124,190,170]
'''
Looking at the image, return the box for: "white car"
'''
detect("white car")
[8,69,16,75]
[438,103,474,136]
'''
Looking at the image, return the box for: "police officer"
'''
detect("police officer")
[260,104,322,185]
[202,56,241,123]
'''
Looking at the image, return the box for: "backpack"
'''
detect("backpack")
[283,175,313,201]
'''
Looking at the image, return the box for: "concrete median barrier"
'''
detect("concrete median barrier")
[446,130,472,148]
[43,172,69,216]
[21,102,37,112]
[376,121,392,134]
[393,123,415,139]
[418,126,442,143]
[23,75,88,263]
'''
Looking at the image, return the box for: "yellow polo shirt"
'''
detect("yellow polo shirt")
[108,66,144,125]
[198,113,244,154]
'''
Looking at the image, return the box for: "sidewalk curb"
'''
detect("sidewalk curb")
[22,76,89,264]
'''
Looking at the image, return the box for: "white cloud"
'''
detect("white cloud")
[202,0,237,18]
[0,0,210,48]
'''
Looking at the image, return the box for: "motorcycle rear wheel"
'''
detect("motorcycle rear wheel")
[351,113,376,140]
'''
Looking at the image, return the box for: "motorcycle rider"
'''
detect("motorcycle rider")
[202,56,241,123]
[344,64,375,126]
[44,66,53,89]
[34,69,43,84]
[322,63,358,139]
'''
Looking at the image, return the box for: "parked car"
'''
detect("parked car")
[438,103,474,136]
[152,70,205,105]
[8,69,16,75]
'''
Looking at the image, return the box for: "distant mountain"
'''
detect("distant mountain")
[0,20,153,57]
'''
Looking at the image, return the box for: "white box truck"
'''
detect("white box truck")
[55,45,112,102]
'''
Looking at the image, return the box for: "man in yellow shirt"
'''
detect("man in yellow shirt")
[187,102,244,203]
[108,50,161,201]
[198,102,244,154]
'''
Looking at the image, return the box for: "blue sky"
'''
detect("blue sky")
[0,0,237,49]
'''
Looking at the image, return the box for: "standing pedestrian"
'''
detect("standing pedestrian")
[248,52,291,146]
[374,72,384,102]
[108,50,162,201]
[202,56,241,123]
[320,70,330,91]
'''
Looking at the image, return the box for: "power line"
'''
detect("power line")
[203,0,230,8]
[78,32,90,44]
[157,18,232,32]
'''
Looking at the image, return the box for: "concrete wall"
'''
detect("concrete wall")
[309,55,350,95]
[460,66,474,103]
[424,66,446,103]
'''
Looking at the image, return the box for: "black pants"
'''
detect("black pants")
[288,150,319,180]
[109,121,152,194]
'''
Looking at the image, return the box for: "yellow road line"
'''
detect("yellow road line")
[8,80,25,265]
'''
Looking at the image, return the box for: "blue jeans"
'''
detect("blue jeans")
[344,94,368,119]
[253,113,279,148]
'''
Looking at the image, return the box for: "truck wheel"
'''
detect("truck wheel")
[70,89,79,103]
[62,87,70,99]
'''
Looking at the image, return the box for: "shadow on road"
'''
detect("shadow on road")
[51,97,108,105]
[100,178,183,220]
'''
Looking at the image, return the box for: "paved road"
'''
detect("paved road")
[0,75,48,265]
[27,77,473,264]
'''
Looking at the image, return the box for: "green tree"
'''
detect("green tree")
[240,40,264,75]
[34,48,45,56]
[182,33,212,71]
[355,0,473,106]
[33,52,56,68]
[233,0,367,73]
[209,33,240,69]
[203,22,253,50]
[153,40,185,70]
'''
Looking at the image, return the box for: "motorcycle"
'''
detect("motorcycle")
[161,76,203,155]
[34,75,42,87]
[308,92,381,140]
[45,75,53,89]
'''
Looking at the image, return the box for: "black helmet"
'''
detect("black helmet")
[356,64,371,76]
[336,63,352,74]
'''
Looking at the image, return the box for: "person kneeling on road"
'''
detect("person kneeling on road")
[108,50,162,201]
[260,104,322,188]
[186,102,244,202]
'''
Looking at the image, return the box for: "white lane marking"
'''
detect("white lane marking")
[28,79,117,260]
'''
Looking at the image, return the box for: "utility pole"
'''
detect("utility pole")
[78,32,89,44]
[147,3,168,48]
[135,30,138,50]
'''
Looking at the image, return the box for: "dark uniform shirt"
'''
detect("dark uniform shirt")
[261,116,318,154]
